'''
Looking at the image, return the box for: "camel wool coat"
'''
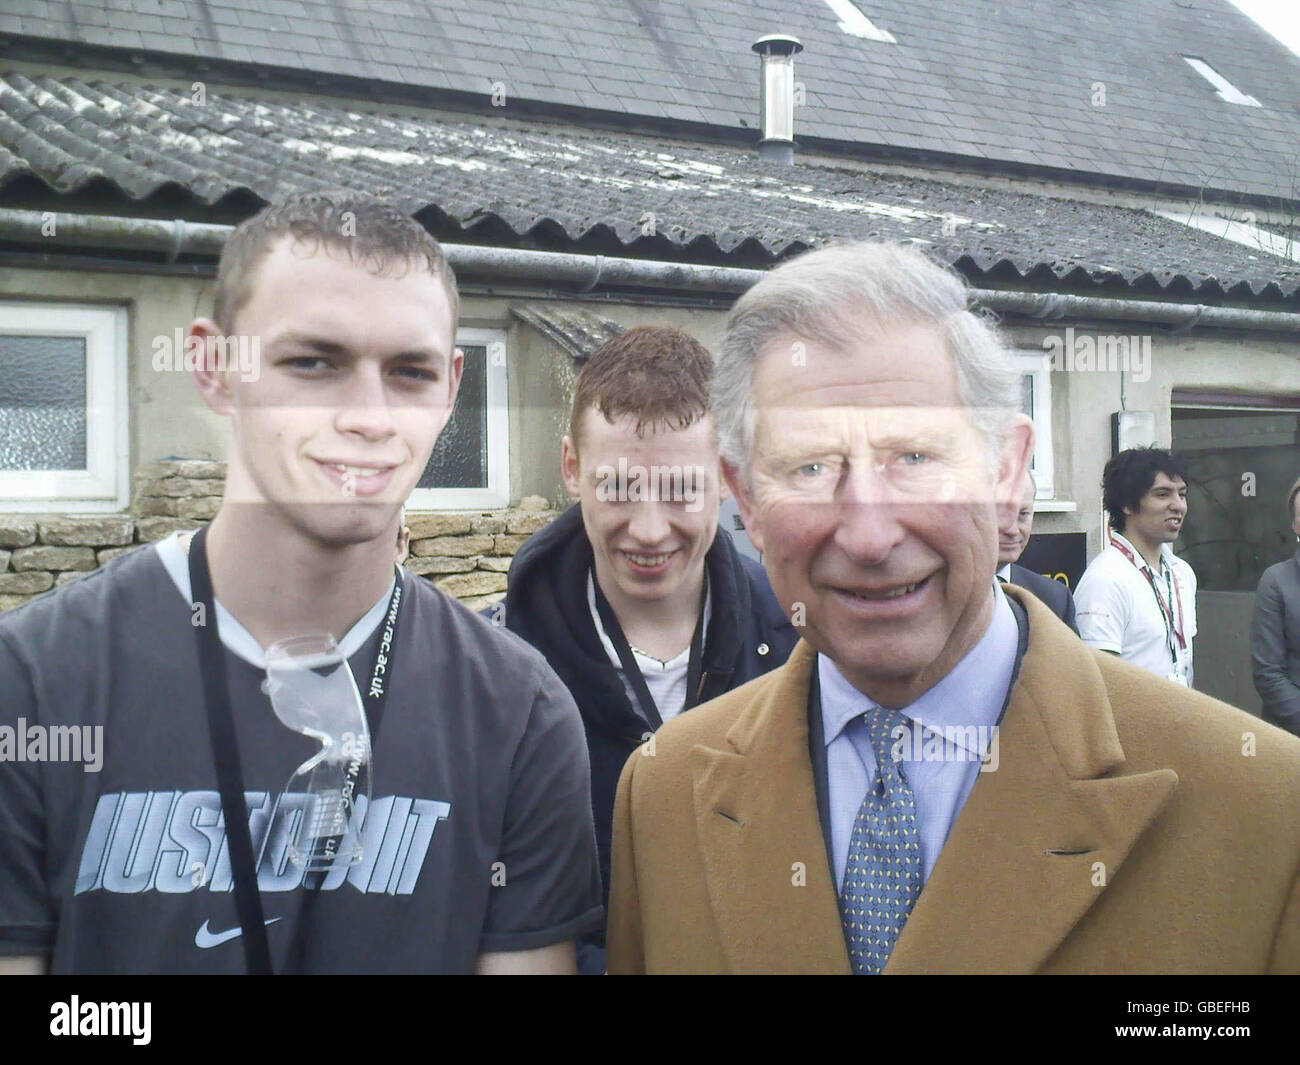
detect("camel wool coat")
[607,587,1300,974]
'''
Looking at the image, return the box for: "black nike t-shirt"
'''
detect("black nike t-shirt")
[0,537,602,973]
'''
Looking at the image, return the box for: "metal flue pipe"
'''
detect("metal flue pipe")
[751,34,804,165]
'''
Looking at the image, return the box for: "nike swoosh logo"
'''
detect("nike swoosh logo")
[195,917,282,949]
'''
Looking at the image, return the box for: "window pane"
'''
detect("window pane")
[1019,372,1038,475]
[418,344,487,489]
[0,334,87,470]
[1171,408,1300,591]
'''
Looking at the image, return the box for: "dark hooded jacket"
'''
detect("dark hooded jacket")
[493,503,797,933]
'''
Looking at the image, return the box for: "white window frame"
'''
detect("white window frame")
[0,302,129,513]
[407,327,509,511]
[1012,351,1055,502]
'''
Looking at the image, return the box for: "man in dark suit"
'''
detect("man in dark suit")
[1252,475,1300,737]
[997,471,1078,633]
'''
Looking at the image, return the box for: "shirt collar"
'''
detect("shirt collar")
[1110,530,1171,574]
[819,585,1019,758]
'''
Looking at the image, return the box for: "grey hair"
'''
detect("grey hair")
[713,242,1022,481]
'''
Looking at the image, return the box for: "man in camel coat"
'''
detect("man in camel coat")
[606,242,1300,974]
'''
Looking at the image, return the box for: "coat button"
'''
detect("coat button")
[757,642,770,656]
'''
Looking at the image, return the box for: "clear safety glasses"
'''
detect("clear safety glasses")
[261,634,371,870]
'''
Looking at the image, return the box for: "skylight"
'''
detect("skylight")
[1183,56,1262,106]
[823,0,896,43]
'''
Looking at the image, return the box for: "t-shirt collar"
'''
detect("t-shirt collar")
[586,566,712,671]
[153,531,395,669]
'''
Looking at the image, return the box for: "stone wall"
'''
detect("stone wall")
[0,459,557,614]
[400,500,555,611]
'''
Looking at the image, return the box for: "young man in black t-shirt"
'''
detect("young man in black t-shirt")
[0,194,601,974]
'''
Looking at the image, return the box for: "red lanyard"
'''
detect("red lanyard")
[1109,534,1187,658]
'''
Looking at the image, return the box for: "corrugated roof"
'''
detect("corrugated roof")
[3,74,1300,301]
[3,0,1299,203]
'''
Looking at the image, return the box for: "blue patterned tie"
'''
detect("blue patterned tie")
[839,706,924,974]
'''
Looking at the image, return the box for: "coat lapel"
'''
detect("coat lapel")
[688,587,1177,974]
[885,587,1178,973]
[690,640,851,973]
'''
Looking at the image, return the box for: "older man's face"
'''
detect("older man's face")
[998,475,1037,565]
[726,319,1031,708]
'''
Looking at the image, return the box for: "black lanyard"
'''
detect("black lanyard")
[1145,564,1180,665]
[591,571,707,730]
[188,524,404,974]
